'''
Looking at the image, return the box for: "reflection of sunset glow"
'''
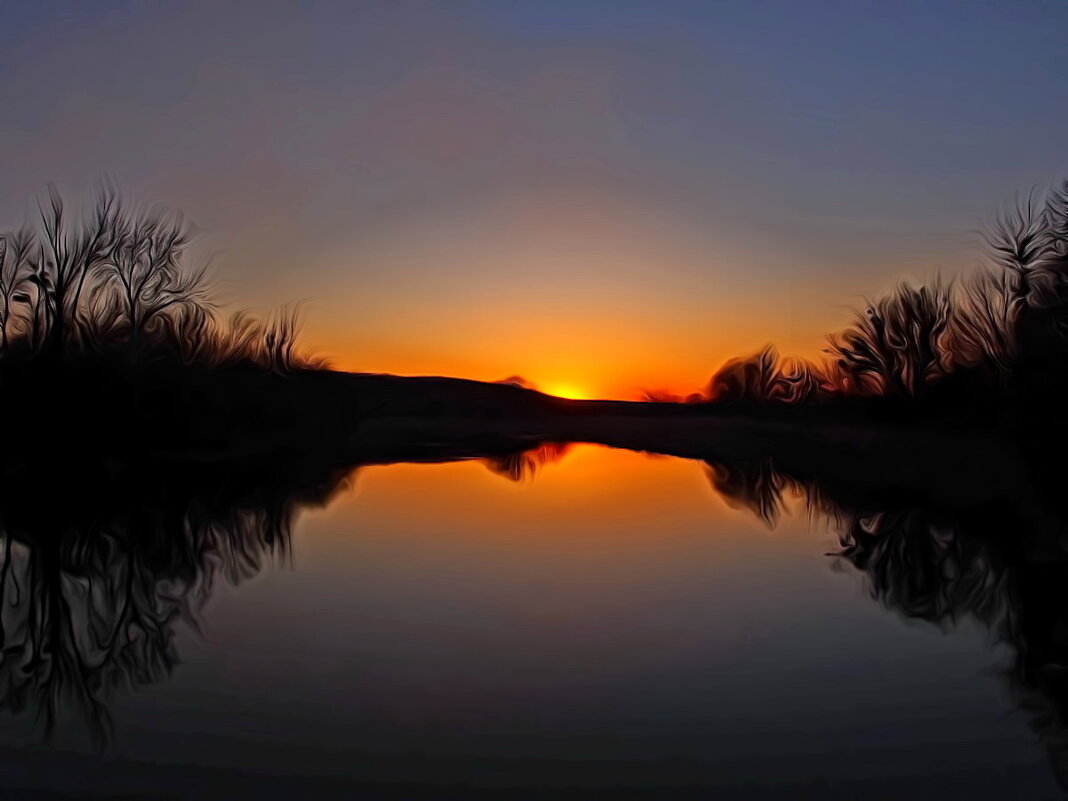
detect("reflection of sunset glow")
[326,445,798,547]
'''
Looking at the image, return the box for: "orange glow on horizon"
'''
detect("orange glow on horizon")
[301,301,832,402]
[540,382,591,400]
[312,346,718,402]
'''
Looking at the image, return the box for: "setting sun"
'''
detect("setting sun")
[541,382,591,400]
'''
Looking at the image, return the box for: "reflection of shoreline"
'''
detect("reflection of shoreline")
[353,414,1031,510]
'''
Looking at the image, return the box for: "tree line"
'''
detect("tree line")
[0,184,318,371]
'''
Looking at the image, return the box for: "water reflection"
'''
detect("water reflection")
[0,437,572,745]
[1,429,1066,790]
[699,433,1068,787]
[0,449,352,744]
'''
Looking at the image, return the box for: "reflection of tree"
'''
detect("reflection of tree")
[0,436,572,745]
[839,505,1068,785]
[482,442,572,481]
[699,439,1068,789]
[0,451,351,746]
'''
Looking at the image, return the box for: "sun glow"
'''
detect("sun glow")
[541,382,591,400]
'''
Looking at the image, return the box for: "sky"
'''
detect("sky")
[1,0,1066,398]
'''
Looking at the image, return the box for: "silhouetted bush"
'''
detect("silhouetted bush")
[710,345,822,404]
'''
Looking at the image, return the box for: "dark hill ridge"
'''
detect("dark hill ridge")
[2,358,1030,505]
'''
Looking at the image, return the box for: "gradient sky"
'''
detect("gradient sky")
[2,0,1066,397]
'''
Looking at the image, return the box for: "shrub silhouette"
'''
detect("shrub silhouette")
[826,279,953,398]
[710,345,822,404]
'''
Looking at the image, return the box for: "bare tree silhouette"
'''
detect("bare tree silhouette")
[690,180,1068,409]
[0,185,320,373]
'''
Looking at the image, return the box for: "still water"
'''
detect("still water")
[0,446,1061,798]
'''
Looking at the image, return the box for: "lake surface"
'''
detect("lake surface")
[0,445,1062,799]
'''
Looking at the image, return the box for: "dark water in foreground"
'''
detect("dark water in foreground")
[0,446,1063,799]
